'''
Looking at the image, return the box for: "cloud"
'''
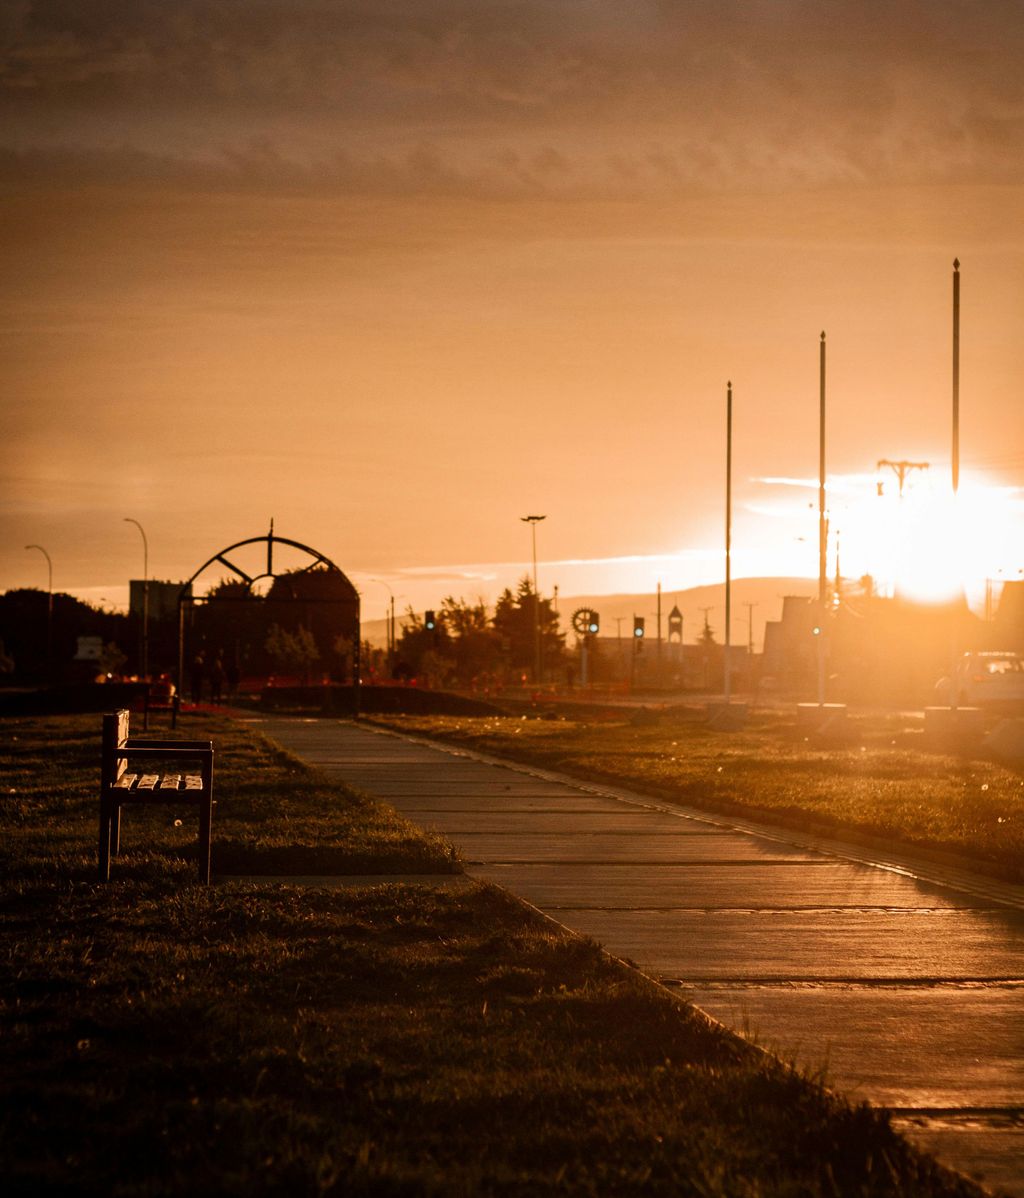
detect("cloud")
[1,2,1023,196]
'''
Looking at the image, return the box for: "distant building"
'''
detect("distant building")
[129,580,191,623]
[761,595,816,687]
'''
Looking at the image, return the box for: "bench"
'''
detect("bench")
[98,709,214,883]
[142,678,180,730]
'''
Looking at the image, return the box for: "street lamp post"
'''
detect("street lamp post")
[124,518,149,679]
[521,515,546,685]
[24,543,53,676]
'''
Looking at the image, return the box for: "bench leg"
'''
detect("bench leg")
[110,803,122,858]
[198,796,212,885]
[98,796,112,882]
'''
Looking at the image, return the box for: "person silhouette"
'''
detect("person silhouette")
[190,651,205,703]
[210,652,225,704]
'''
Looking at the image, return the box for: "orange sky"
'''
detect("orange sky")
[2,2,1023,619]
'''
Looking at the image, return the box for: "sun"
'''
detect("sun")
[838,471,1022,608]
[890,490,966,603]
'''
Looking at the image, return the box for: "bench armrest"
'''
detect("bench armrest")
[125,738,213,751]
[118,746,213,763]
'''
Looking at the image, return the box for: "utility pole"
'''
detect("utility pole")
[877,459,929,498]
[699,606,713,691]
[699,606,713,636]
[743,601,758,655]
[744,600,758,692]
[370,579,397,677]
[630,616,637,691]
[656,581,662,684]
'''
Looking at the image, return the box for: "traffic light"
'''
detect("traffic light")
[587,613,600,635]
[633,616,645,640]
[425,610,436,631]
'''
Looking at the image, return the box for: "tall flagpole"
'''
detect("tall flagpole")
[950,259,961,714]
[725,381,733,702]
[952,259,960,496]
[818,331,827,607]
[817,332,827,707]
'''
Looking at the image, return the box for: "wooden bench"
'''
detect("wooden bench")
[98,709,214,883]
[142,679,180,730]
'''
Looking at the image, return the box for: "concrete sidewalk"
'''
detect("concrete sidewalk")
[257,715,1024,1196]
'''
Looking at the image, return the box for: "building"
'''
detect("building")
[129,580,191,624]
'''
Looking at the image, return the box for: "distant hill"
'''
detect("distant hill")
[361,576,817,652]
[553,578,818,651]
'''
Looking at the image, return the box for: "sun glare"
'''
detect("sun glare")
[890,490,965,604]
[832,471,1021,608]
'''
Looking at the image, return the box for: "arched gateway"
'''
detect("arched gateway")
[176,526,361,712]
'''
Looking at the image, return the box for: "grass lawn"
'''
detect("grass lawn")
[0,712,983,1195]
[4,713,456,883]
[366,709,1024,883]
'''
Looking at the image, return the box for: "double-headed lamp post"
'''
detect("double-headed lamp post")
[24,543,53,675]
[124,518,149,679]
[520,515,546,684]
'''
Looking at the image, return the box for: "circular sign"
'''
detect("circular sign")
[571,607,599,636]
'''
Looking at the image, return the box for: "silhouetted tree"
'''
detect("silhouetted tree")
[394,609,454,683]
[191,566,359,682]
[191,578,261,679]
[492,577,565,677]
[440,596,501,684]
[392,583,565,688]
[0,589,127,681]
[265,623,320,684]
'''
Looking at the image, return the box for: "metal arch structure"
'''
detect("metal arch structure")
[180,532,343,596]
[176,526,360,713]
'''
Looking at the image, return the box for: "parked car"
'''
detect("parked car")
[936,651,1024,706]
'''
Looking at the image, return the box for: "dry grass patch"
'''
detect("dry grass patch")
[1,713,457,882]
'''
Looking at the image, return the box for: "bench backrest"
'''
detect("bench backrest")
[101,709,131,786]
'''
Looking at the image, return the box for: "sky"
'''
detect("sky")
[2,0,1023,626]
